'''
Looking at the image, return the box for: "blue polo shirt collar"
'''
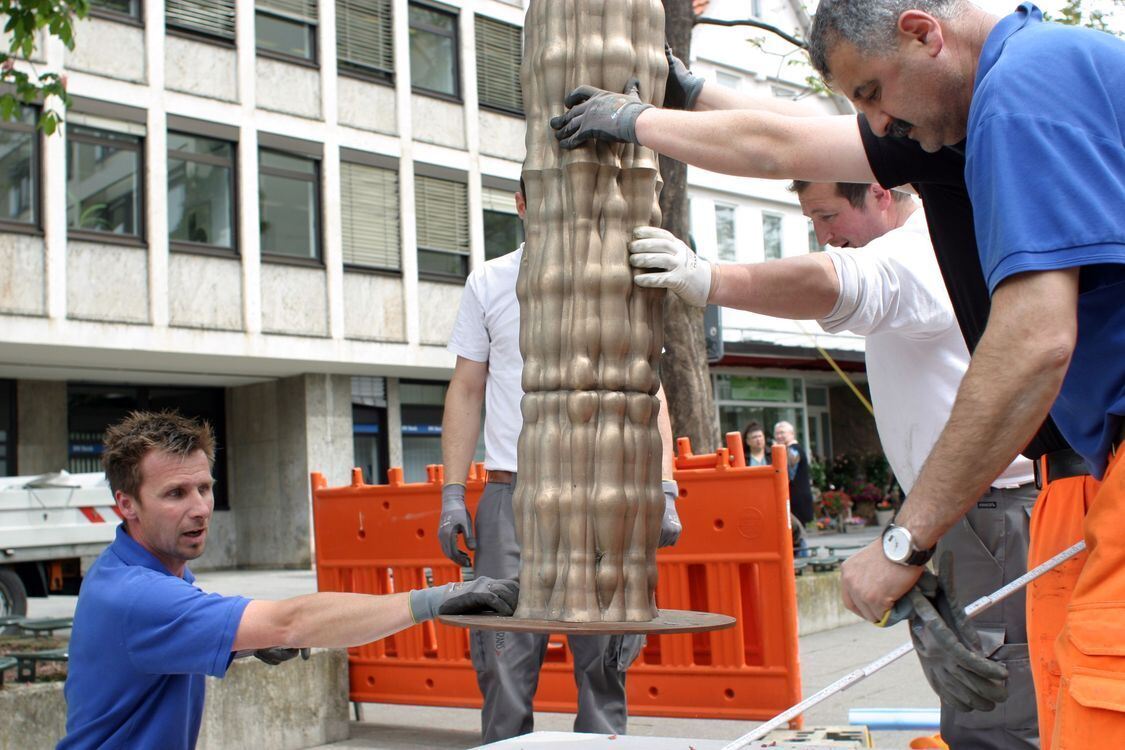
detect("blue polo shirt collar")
[976,3,1040,90]
[110,523,195,584]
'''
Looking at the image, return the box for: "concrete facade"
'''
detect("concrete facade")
[15,381,68,476]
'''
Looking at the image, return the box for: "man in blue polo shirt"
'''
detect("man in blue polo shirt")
[59,410,518,750]
[802,1,1125,746]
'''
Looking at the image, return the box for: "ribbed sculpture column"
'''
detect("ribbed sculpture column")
[515,0,668,622]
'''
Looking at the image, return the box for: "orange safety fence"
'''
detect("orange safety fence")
[311,434,802,725]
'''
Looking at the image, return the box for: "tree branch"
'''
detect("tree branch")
[693,16,808,49]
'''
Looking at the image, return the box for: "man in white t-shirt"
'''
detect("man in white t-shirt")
[439,187,681,743]
[627,181,1038,748]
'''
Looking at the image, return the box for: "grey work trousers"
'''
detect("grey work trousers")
[470,480,644,744]
[936,483,1039,749]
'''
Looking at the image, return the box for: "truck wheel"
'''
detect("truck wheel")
[0,567,27,617]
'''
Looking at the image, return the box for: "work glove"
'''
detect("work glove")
[438,483,475,567]
[408,577,520,623]
[906,552,1008,713]
[252,647,309,666]
[628,227,713,307]
[659,480,683,547]
[663,45,705,110]
[550,78,653,150]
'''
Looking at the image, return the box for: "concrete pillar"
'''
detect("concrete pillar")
[15,380,68,475]
[210,374,353,569]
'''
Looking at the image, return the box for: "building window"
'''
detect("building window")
[716,70,741,90]
[400,380,446,483]
[341,161,400,270]
[256,0,318,62]
[337,0,394,80]
[67,125,143,238]
[763,211,783,260]
[415,173,469,279]
[715,203,737,261]
[409,2,459,98]
[67,383,230,510]
[166,0,237,43]
[168,133,236,252]
[475,15,522,114]
[807,219,824,253]
[0,106,39,229]
[0,380,13,476]
[714,374,807,450]
[90,0,142,21]
[259,149,320,261]
[482,187,523,261]
[352,376,389,485]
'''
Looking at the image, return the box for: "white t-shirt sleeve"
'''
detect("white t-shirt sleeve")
[818,219,953,339]
[447,276,490,362]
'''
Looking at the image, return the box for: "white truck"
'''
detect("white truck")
[0,471,118,616]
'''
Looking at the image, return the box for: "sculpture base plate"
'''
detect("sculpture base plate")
[438,608,735,635]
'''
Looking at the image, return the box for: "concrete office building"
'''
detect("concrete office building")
[0,0,875,569]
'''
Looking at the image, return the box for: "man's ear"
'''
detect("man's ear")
[116,489,140,522]
[898,10,945,57]
[870,184,893,210]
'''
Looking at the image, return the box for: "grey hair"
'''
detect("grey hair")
[808,0,963,81]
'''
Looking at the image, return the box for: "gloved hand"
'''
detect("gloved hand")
[906,552,1008,712]
[438,483,475,567]
[663,45,704,110]
[408,577,520,623]
[659,480,683,547]
[550,78,653,150]
[252,647,303,666]
[628,227,713,307]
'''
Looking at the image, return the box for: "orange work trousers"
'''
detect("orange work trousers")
[1048,448,1125,749]
[1027,466,1099,749]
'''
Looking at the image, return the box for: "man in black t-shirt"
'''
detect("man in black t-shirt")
[547,58,1094,748]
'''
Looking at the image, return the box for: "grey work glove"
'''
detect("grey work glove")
[659,480,683,547]
[438,484,475,567]
[550,78,653,150]
[628,227,713,307]
[252,647,309,666]
[408,577,520,623]
[663,45,704,110]
[907,551,1008,713]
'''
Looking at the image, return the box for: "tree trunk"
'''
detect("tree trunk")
[659,0,720,453]
[515,0,669,622]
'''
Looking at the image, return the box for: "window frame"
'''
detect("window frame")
[166,0,238,48]
[255,2,320,67]
[0,107,42,236]
[337,0,396,86]
[167,132,240,257]
[258,147,323,265]
[408,0,462,102]
[66,125,147,246]
[89,0,144,26]
[474,14,523,117]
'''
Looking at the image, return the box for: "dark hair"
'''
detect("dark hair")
[788,180,911,208]
[743,421,765,439]
[519,175,526,197]
[103,410,215,498]
[808,0,963,80]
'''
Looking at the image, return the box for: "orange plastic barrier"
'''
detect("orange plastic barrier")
[311,434,802,725]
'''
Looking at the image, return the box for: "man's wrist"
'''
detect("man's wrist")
[707,264,720,304]
[409,583,454,623]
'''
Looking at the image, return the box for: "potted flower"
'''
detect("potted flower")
[875,498,895,527]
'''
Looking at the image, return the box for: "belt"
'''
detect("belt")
[487,470,516,485]
[1034,447,1090,489]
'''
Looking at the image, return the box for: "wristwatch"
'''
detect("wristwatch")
[881,523,935,567]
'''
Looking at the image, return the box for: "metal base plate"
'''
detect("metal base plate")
[438,608,736,635]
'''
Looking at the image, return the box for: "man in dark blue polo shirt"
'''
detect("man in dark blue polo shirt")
[59,411,517,750]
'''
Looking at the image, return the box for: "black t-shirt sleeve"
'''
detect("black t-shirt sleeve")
[857,114,965,189]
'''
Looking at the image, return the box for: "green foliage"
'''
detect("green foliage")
[1046,0,1123,36]
[1,0,90,133]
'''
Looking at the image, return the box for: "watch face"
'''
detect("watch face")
[883,527,910,563]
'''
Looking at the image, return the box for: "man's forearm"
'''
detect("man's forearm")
[441,382,484,485]
[656,385,675,479]
[238,592,415,651]
[693,81,822,116]
[895,270,1078,549]
[710,254,840,320]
